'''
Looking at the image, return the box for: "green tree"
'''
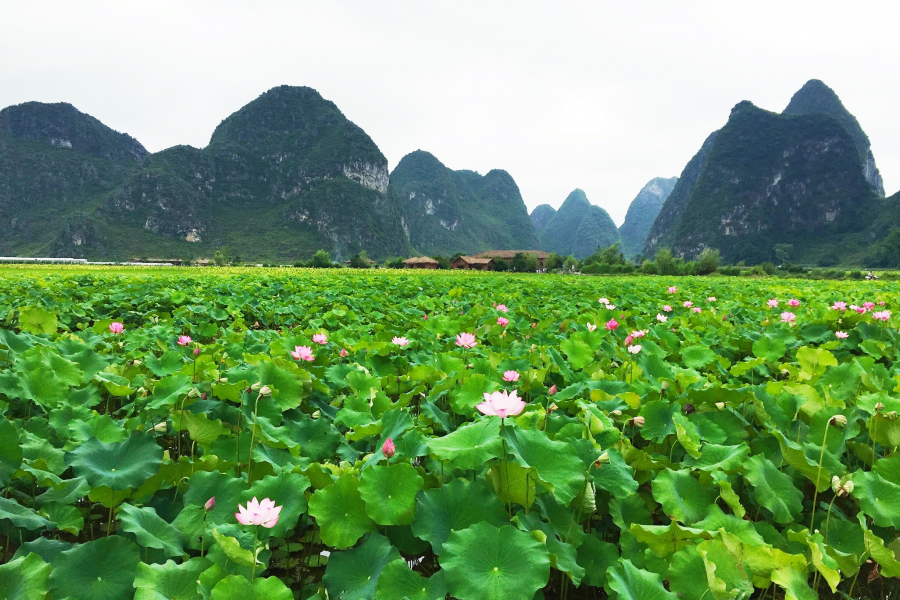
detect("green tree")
[583,242,625,266]
[213,247,231,267]
[773,243,794,267]
[563,256,578,271]
[384,256,405,269]
[432,255,451,270]
[654,248,682,275]
[348,251,371,269]
[544,252,563,271]
[311,249,333,268]
[694,248,720,275]
[494,259,509,272]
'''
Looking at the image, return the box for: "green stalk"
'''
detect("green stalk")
[250,526,260,580]
[246,393,261,486]
[809,420,830,532]
[500,418,512,517]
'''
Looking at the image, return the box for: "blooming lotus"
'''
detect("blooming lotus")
[683,301,693,308]
[502,370,520,382]
[631,330,647,339]
[235,497,282,528]
[656,313,668,323]
[392,336,410,346]
[708,296,716,302]
[879,301,886,306]
[855,306,866,314]
[781,312,796,324]
[864,302,875,310]
[598,297,610,305]
[624,334,633,346]
[496,304,509,313]
[382,438,395,458]
[832,301,847,311]
[476,390,526,418]
[456,332,477,348]
[177,335,192,346]
[667,286,677,293]
[312,333,328,344]
[628,344,642,354]
[767,299,779,308]
[787,299,800,307]
[291,345,314,361]
[835,331,849,339]
[663,305,672,312]
[606,319,618,330]
[872,310,891,322]
[586,322,597,332]
[692,307,702,313]
[109,321,124,334]
[497,317,509,327]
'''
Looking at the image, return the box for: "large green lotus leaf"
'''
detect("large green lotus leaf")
[784,529,840,593]
[514,510,584,585]
[742,455,802,524]
[575,534,619,588]
[323,533,401,600]
[629,521,713,558]
[0,552,51,600]
[593,447,638,499]
[693,505,765,546]
[133,557,211,600]
[12,538,71,563]
[718,530,807,582]
[873,454,900,486]
[182,470,245,527]
[65,432,163,491]
[359,463,424,525]
[308,474,375,549]
[286,416,341,461]
[770,431,832,492]
[770,566,817,600]
[639,400,678,442]
[145,375,192,410]
[18,306,57,335]
[0,496,54,530]
[796,346,837,381]
[172,410,230,449]
[850,470,900,528]
[17,367,68,408]
[411,478,508,555]
[426,418,503,470]
[681,346,716,369]
[688,443,749,472]
[209,574,293,600]
[450,374,491,414]
[857,512,900,578]
[499,425,584,504]
[752,334,786,362]
[0,418,22,486]
[673,413,702,459]
[144,351,186,377]
[119,503,186,557]
[560,336,593,370]
[818,361,863,402]
[240,472,310,537]
[650,469,717,525]
[38,502,83,535]
[667,545,715,600]
[441,521,550,600]
[696,538,754,600]
[21,347,83,386]
[258,358,308,410]
[605,558,677,600]
[211,528,256,567]
[870,413,900,448]
[489,460,536,509]
[376,559,447,600]
[49,536,141,600]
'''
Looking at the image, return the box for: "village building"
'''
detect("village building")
[402,256,440,269]
[475,250,549,269]
[451,256,495,271]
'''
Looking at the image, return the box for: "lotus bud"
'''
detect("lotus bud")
[251,382,262,392]
[219,377,229,383]
[632,416,646,428]
[132,359,142,366]
[188,387,201,398]
[152,421,168,432]
[340,348,348,357]
[829,415,848,429]
[594,452,610,466]
[548,385,557,396]
[715,402,726,410]
[201,392,207,400]
[193,347,201,356]
[874,402,885,412]
[382,437,396,458]
[610,410,623,417]
[311,410,321,419]
[661,381,670,390]
[258,385,272,397]
[204,496,216,512]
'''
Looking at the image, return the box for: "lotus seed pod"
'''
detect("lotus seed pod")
[610,410,622,417]
[258,385,272,397]
[595,452,610,465]
[832,476,842,494]
[251,382,262,391]
[874,402,885,412]
[829,415,848,429]
[842,480,854,494]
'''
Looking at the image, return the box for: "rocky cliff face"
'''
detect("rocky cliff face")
[643,89,880,264]
[618,177,677,257]
[387,150,540,255]
[538,189,620,259]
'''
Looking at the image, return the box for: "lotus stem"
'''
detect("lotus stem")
[247,392,261,486]
[250,525,260,580]
[500,418,512,517]
[809,420,830,532]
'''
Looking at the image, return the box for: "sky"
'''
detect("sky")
[2,1,898,225]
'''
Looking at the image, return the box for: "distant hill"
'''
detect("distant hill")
[618,177,677,257]
[644,81,885,265]
[387,150,539,256]
[529,204,556,233]
[537,189,619,259]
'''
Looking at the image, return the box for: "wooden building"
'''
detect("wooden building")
[451,256,495,271]
[475,250,549,269]
[402,256,440,269]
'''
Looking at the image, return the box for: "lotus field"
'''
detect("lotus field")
[2,266,900,600]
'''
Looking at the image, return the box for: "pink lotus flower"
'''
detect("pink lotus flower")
[835,331,849,339]
[177,335,192,346]
[781,312,796,324]
[340,348,348,357]
[864,302,875,310]
[496,304,509,313]
[193,347,201,356]
[382,438,395,458]
[668,286,677,293]
[606,319,618,331]
[788,299,800,307]
[476,390,526,418]
[531,323,537,329]
[628,345,642,354]
[204,497,216,512]
[708,297,716,302]
[683,301,693,308]
[497,317,509,327]
[624,335,634,346]
[548,385,557,396]
[692,307,702,313]
[392,336,410,346]
[767,299,779,308]
[502,370,520,382]
[423,314,428,320]
[586,322,597,332]
[598,297,610,305]
[631,330,647,339]
[291,345,314,361]
[878,301,886,306]
[832,301,847,311]
[235,497,282,528]
[456,332,477,348]
[663,305,672,312]
[656,314,668,323]
[109,321,124,334]
[872,310,891,322]
[312,333,328,344]
[855,306,866,314]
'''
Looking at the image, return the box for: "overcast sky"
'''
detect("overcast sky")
[2,1,898,225]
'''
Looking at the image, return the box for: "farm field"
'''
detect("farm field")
[0,266,899,600]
